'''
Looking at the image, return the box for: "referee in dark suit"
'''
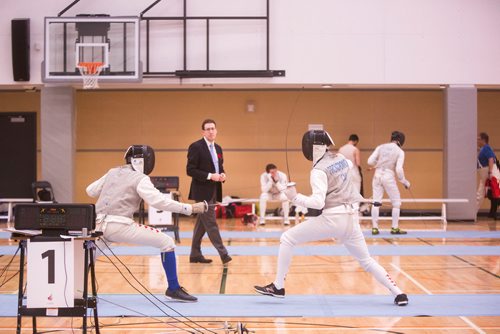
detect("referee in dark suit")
[187,119,232,264]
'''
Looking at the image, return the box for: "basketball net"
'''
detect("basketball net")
[77,62,104,89]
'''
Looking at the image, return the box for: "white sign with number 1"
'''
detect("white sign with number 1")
[27,239,75,308]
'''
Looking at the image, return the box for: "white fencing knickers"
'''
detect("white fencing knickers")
[371,169,402,229]
[95,219,176,255]
[260,192,290,222]
[273,206,402,296]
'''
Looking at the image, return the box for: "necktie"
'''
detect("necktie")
[210,144,219,174]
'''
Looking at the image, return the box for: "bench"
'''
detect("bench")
[222,198,468,230]
[358,198,469,231]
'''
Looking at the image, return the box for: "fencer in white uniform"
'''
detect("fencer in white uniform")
[259,164,290,225]
[368,131,411,235]
[86,145,207,302]
[254,130,409,306]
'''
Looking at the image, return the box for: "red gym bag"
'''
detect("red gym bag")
[485,176,500,199]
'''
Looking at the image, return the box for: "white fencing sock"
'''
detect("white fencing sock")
[283,200,290,222]
[364,259,403,296]
[371,206,379,228]
[392,208,400,229]
[273,241,293,290]
[259,197,267,220]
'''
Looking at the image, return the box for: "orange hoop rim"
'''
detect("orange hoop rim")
[77,62,104,75]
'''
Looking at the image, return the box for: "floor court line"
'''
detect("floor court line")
[0,327,493,332]
[389,263,433,295]
[452,255,500,279]
[219,265,228,294]
[389,262,486,334]
[459,316,487,334]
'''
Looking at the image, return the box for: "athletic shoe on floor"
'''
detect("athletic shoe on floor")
[254,283,285,298]
[394,293,409,306]
[390,227,407,235]
[165,287,198,302]
[371,227,380,235]
[283,220,290,225]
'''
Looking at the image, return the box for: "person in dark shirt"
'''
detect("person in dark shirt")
[477,132,500,219]
[187,119,232,264]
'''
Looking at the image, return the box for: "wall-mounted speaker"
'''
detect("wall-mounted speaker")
[11,18,30,82]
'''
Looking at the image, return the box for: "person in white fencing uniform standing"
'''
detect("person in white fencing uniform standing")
[259,163,290,225]
[254,130,408,306]
[368,131,411,235]
[86,145,207,302]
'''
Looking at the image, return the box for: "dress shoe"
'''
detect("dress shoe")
[221,255,232,264]
[189,256,213,264]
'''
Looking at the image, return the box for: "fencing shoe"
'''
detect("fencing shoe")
[254,283,285,298]
[391,228,407,235]
[394,293,409,306]
[371,228,380,235]
[165,287,198,302]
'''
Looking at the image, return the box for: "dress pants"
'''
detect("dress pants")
[190,190,228,259]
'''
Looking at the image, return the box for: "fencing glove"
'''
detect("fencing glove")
[402,180,411,189]
[192,201,208,214]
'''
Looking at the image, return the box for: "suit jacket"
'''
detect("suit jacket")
[187,138,225,202]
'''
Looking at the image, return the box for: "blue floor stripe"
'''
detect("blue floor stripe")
[0,294,498,317]
[107,245,500,256]
[173,230,500,240]
[2,230,500,240]
[1,244,499,256]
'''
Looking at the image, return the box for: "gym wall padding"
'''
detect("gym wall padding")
[40,87,76,203]
[444,86,477,220]
[1,89,499,211]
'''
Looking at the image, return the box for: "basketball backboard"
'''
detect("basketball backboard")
[43,15,141,83]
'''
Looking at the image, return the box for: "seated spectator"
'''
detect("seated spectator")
[259,163,290,225]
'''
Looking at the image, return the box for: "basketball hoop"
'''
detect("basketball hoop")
[77,62,104,89]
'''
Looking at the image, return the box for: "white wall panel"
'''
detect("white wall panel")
[1,0,499,85]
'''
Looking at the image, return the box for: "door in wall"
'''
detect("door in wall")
[0,112,36,198]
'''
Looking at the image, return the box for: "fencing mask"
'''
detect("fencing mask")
[301,130,334,163]
[391,131,405,147]
[124,145,156,175]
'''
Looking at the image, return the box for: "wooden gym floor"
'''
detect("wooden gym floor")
[0,217,499,333]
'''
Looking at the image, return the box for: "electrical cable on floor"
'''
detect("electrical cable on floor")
[91,318,405,334]
[96,242,200,334]
[0,245,20,276]
[97,240,217,333]
[0,245,20,288]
